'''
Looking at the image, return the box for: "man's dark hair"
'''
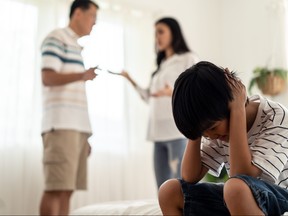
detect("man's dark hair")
[69,0,99,19]
[172,61,236,140]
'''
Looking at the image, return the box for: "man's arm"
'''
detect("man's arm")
[181,138,208,183]
[42,68,97,86]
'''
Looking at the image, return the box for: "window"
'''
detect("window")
[80,21,128,153]
[0,0,41,147]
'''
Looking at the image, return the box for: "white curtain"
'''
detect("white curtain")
[0,0,157,214]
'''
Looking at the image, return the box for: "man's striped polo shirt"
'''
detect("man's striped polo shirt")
[41,27,92,134]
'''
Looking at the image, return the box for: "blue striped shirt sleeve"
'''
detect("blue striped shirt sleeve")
[41,37,65,71]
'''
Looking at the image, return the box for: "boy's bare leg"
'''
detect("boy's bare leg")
[158,179,184,216]
[224,178,264,216]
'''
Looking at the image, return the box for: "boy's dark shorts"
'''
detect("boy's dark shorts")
[179,175,288,216]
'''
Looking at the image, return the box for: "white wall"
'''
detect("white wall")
[152,0,222,63]
[220,0,282,84]
[219,0,287,106]
[147,0,287,105]
[151,0,281,83]
[115,0,286,83]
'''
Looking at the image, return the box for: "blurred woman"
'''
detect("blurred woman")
[120,17,199,188]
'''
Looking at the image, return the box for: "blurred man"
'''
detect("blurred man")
[39,1,99,215]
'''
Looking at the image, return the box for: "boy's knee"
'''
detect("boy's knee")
[159,179,179,197]
[224,178,249,202]
[158,179,183,207]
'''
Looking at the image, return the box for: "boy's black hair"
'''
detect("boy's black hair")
[69,0,99,19]
[172,61,236,140]
[153,17,190,77]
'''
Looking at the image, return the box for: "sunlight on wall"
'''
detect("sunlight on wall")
[0,1,43,214]
[0,0,41,148]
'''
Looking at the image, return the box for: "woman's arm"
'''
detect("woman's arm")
[120,71,138,87]
[181,138,208,183]
[120,70,150,102]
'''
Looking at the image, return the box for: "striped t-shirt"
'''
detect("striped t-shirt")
[201,94,288,189]
[41,27,92,134]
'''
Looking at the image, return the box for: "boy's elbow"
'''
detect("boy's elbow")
[181,173,199,184]
[229,167,262,178]
[181,165,207,183]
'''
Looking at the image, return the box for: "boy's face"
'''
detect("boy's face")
[202,119,229,142]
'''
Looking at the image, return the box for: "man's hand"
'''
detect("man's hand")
[82,67,97,81]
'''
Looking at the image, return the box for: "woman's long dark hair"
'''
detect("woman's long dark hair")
[153,17,190,77]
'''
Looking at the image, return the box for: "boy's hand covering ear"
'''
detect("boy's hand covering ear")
[224,68,247,110]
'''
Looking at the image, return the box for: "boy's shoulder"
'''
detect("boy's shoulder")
[250,94,288,113]
[248,94,288,133]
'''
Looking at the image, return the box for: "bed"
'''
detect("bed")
[71,199,162,215]
[71,199,288,215]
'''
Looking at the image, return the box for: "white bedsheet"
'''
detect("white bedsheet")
[71,199,162,215]
[71,199,288,215]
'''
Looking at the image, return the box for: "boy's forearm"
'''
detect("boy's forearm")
[181,139,206,183]
[229,107,261,177]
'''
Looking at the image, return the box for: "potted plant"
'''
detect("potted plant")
[248,67,287,96]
